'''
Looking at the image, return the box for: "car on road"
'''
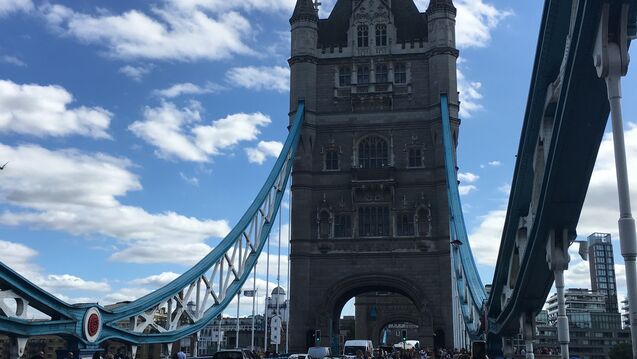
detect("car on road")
[213,350,252,359]
[307,346,331,359]
[288,354,308,359]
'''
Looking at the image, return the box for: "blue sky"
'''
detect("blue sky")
[0,0,636,320]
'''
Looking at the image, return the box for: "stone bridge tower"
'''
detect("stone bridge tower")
[287,0,460,353]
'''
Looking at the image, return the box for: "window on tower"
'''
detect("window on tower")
[357,25,369,47]
[318,211,330,239]
[417,207,431,236]
[358,206,390,237]
[394,63,407,84]
[357,65,370,84]
[396,212,415,236]
[339,66,351,86]
[407,147,423,168]
[358,135,388,168]
[334,215,352,238]
[375,63,388,83]
[375,24,387,46]
[325,149,339,170]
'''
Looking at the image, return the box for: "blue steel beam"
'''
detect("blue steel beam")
[440,94,487,339]
[0,101,306,346]
[487,0,636,344]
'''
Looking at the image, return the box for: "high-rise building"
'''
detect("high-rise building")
[621,298,630,329]
[546,288,606,324]
[587,232,619,312]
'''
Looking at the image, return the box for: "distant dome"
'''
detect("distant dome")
[272,286,286,296]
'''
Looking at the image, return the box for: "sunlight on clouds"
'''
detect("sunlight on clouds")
[468,209,506,265]
[0,0,32,16]
[40,3,254,61]
[0,79,111,138]
[167,0,295,13]
[0,144,231,264]
[131,271,181,286]
[457,69,483,118]
[226,66,290,93]
[129,101,271,162]
[1,55,27,67]
[578,124,637,238]
[246,141,283,165]
[119,64,154,81]
[153,82,224,98]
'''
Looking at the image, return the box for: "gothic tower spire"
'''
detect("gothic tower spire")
[290,0,318,24]
[426,0,456,15]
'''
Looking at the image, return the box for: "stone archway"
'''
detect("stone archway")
[314,274,438,354]
[374,318,419,346]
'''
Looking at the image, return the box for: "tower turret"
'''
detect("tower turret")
[426,0,458,104]
[289,0,319,114]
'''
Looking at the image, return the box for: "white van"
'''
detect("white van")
[343,340,374,359]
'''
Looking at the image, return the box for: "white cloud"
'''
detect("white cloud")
[226,66,289,93]
[457,69,483,118]
[44,274,110,292]
[458,172,479,183]
[0,239,39,279]
[1,55,27,67]
[0,144,231,264]
[40,3,254,62]
[0,79,111,138]
[153,82,223,98]
[498,183,511,195]
[245,141,283,164]
[459,185,477,196]
[129,101,272,162]
[578,124,637,238]
[119,64,153,81]
[0,0,32,16]
[131,272,181,286]
[167,0,295,13]
[454,0,512,49]
[0,239,111,298]
[488,160,501,167]
[103,287,151,303]
[180,172,200,186]
[412,0,511,49]
[468,209,506,265]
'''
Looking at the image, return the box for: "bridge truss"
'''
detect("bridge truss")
[0,103,304,357]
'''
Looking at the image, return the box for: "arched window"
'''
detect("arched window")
[318,211,331,239]
[357,25,369,47]
[375,24,387,46]
[358,136,388,169]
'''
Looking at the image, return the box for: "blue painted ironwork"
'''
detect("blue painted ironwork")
[0,101,306,346]
[486,0,637,349]
[440,94,487,339]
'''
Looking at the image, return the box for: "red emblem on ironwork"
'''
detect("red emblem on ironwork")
[87,313,100,337]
